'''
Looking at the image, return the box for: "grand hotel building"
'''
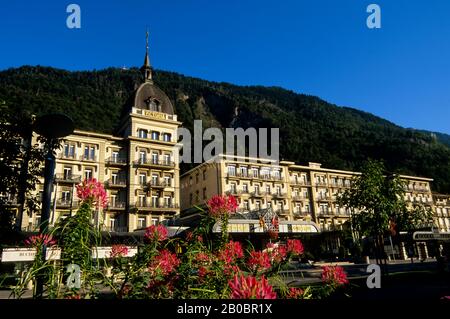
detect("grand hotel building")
[180,154,450,234]
[10,41,450,237]
[19,40,182,232]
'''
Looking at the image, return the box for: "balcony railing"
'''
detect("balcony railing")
[134,158,175,168]
[275,209,289,215]
[79,155,97,162]
[272,192,287,198]
[56,199,79,208]
[107,201,126,209]
[225,190,239,196]
[59,153,77,160]
[293,210,311,216]
[148,180,171,188]
[134,202,179,209]
[226,172,284,181]
[317,194,332,201]
[54,174,82,183]
[105,179,127,187]
[292,195,308,201]
[290,179,311,186]
[250,191,266,197]
[105,157,127,165]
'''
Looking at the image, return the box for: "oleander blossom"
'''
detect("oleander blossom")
[149,250,180,276]
[287,239,304,256]
[24,234,56,247]
[144,224,169,242]
[207,195,238,218]
[321,265,349,286]
[266,243,287,263]
[76,178,108,209]
[229,275,277,299]
[218,241,244,263]
[248,251,271,271]
[110,244,129,258]
[286,287,304,299]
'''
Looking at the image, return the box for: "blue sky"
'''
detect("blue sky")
[0,0,449,134]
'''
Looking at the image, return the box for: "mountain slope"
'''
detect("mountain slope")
[1,66,449,193]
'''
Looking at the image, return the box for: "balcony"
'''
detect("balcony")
[148,180,171,188]
[272,192,287,199]
[250,191,265,198]
[293,210,311,217]
[290,179,311,186]
[275,209,289,215]
[134,201,179,210]
[107,201,126,210]
[226,172,284,181]
[225,190,239,196]
[105,157,127,166]
[104,179,127,188]
[133,158,175,169]
[56,199,79,208]
[79,155,97,162]
[315,181,328,186]
[238,190,251,196]
[317,194,332,201]
[292,195,308,201]
[54,173,81,183]
[59,153,77,160]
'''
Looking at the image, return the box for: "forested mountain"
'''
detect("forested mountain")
[1,66,449,193]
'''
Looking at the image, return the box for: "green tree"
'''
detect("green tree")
[337,159,433,269]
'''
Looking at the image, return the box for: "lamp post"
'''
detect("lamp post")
[33,113,74,298]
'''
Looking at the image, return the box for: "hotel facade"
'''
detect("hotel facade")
[180,154,450,233]
[19,41,182,233]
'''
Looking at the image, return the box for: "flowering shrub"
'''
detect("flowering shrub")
[321,265,349,286]
[207,195,238,218]
[144,224,169,242]
[24,234,56,247]
[76,178,108,209]
[229,275,277,299]
[13,192,349,300]
[110,244,129,258]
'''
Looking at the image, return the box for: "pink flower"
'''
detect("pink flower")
[287,239,304,256]
[286,287,304,299]
[76,178,108,209]
[229,275,277,299]
[149,249,180,276]
[268,244,287,263]
[195,252,210,263]
[198,266,210,279]
[224,265,241,277]
[248,251,271,271]
[144,224,168,242]
[24,234,56,247]
[207,195,238,218]
[110,244,129,258]
[218,241,244,263]
[185,231,193,242]
[321,265,349,286]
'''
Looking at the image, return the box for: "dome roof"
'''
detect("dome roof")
[130,81,174,115]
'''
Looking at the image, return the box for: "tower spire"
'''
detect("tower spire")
[141,29,152,83]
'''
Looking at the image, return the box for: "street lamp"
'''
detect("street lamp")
[32,113,74,298]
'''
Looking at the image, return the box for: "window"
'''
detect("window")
[139,151,146,163]
[139,173,147,185]
[230,183,237,194]
[240,167,248,177]
[109,218,116,230]
[63,167,72,179]
[276,186,281,195]
[261,168,270,179]
[273,170,281,179]
[243,200,250,210]
[151,131,160,140]
[138,216,146,229]
[252,168,259,178]
[227,166,236,176]
[164,154,171,165]
[138,194,145,206]
[64,144,75,158]
[255,201,261,210]
[151,195,158,207]
[110,194,116,207]
[163,133,171,142]
[254,185,260,195]
[61,191,71,202]
[304,204,310,213]
[151,174,158,185]
[151,218,159,226]
[138,129,148,139]
[243,184,248,193]
[164,175,171,186]
[112,151,119,162]
[83,146,95,160]
[152,152,159,164]
[265,185,271,194]
[84,168,92,180]
[164,196,172,207]
[112,172,118,184]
